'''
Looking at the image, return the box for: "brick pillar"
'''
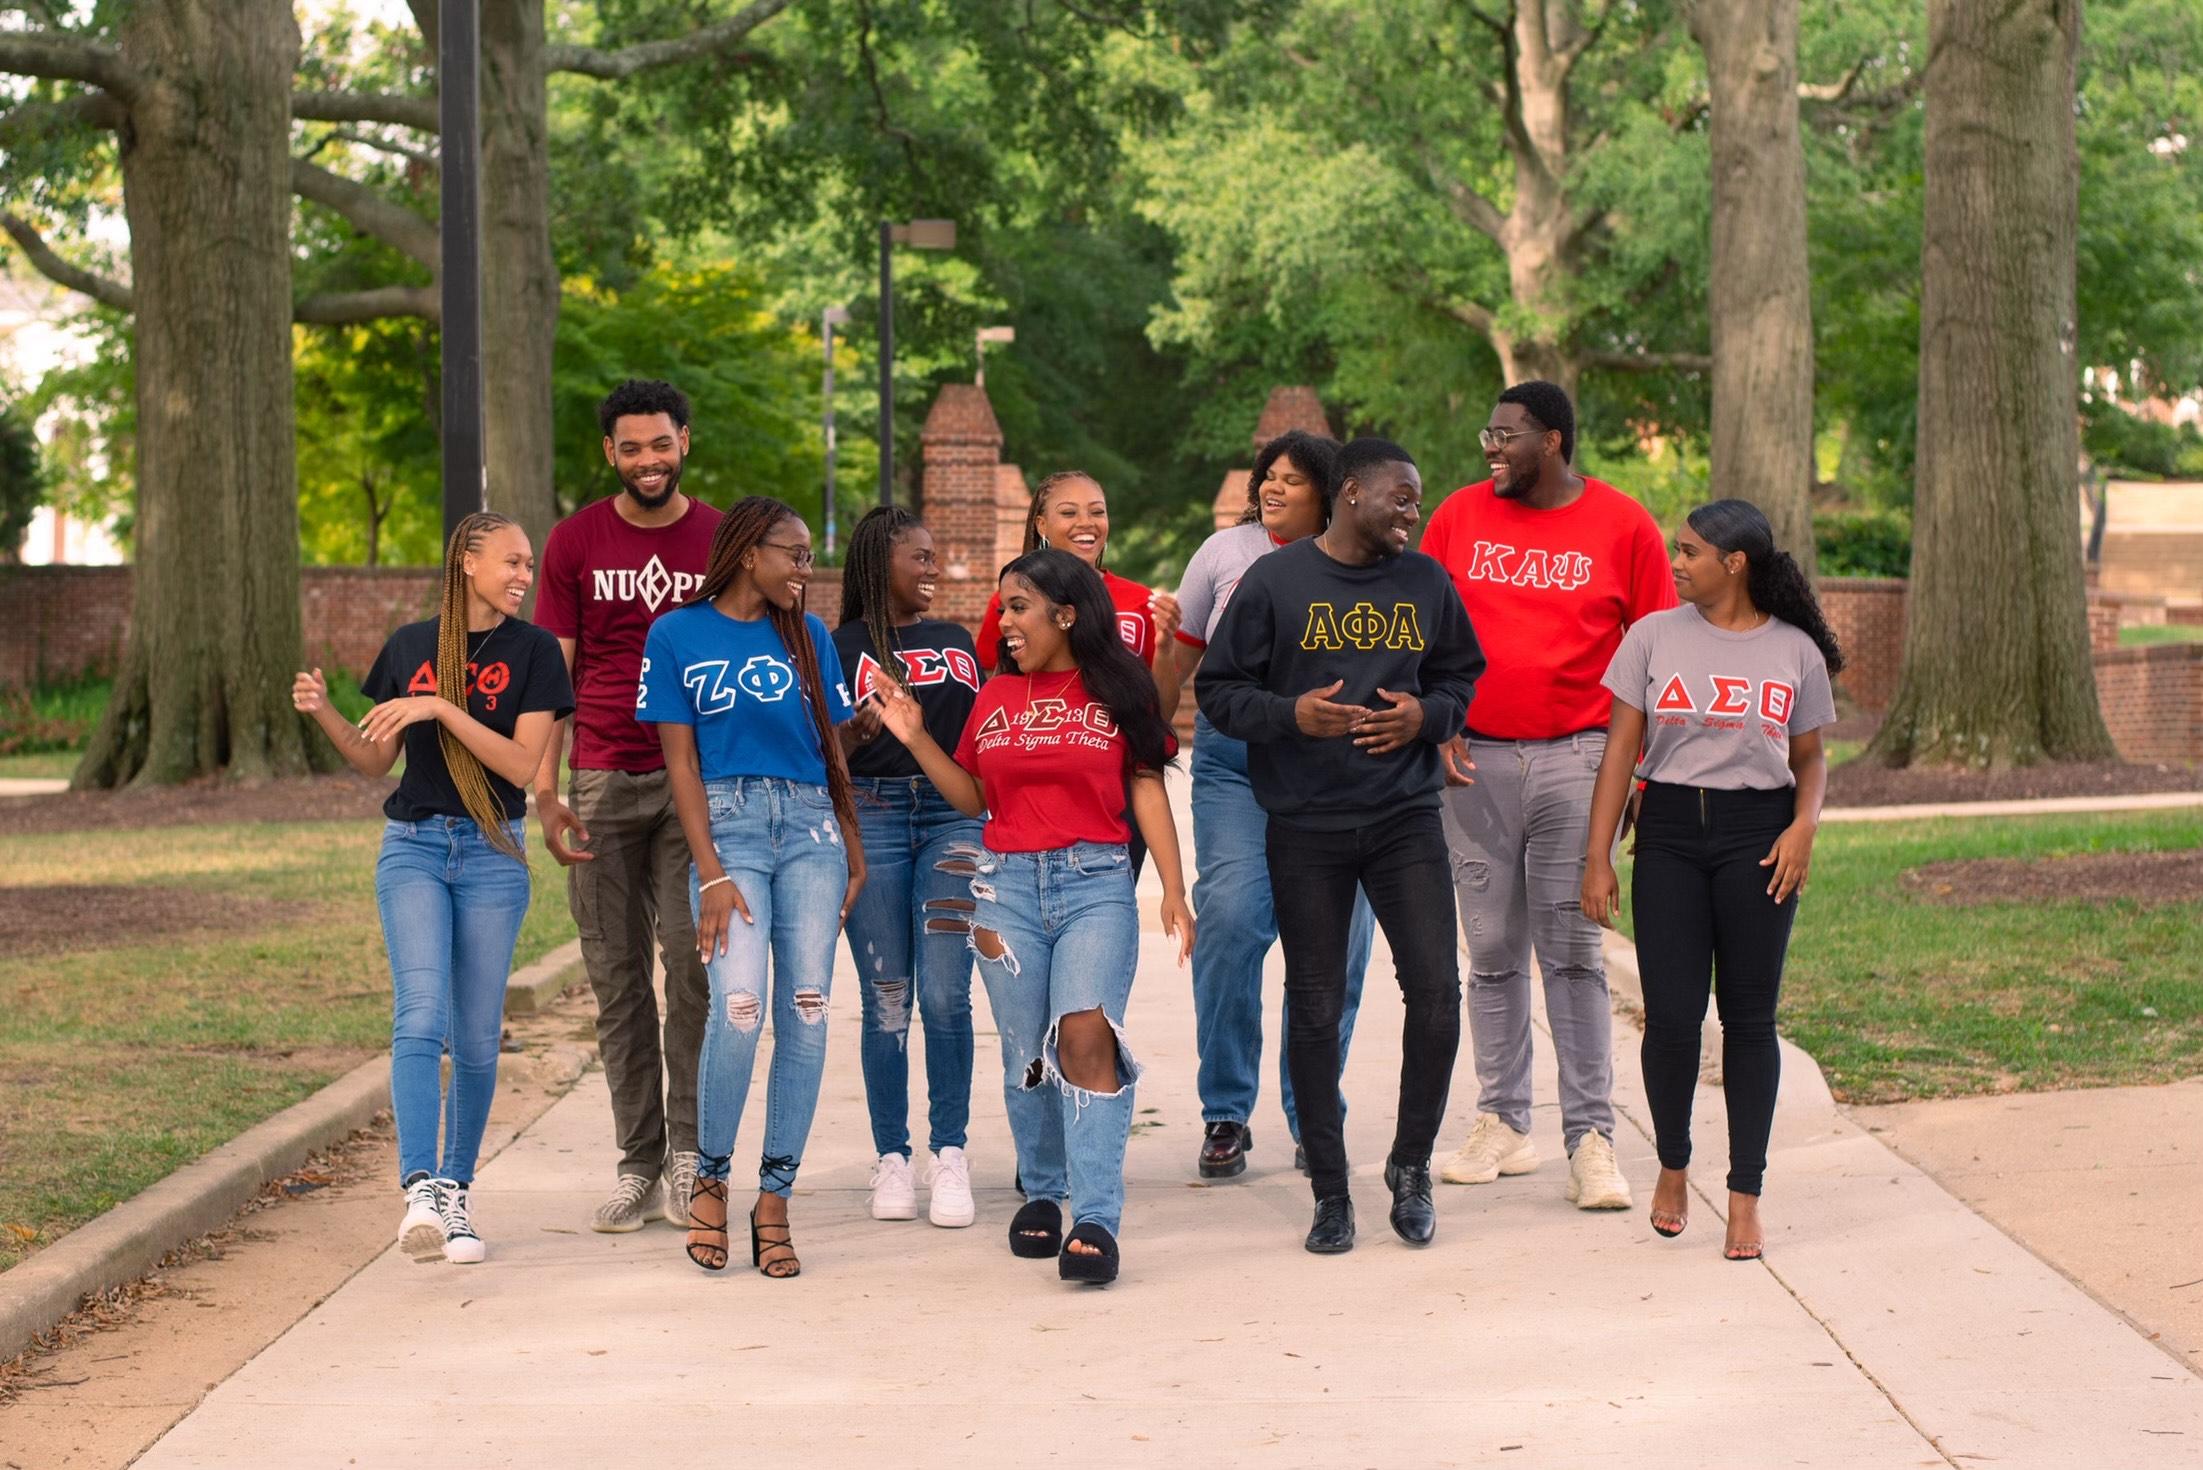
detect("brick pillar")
[994,463,1030,578]
[919,383,1004,633]
[1251,384,1334,454]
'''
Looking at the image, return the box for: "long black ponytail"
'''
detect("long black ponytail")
[1686,498,1845,673]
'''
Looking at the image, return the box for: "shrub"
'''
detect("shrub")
[1814,509,1912,578]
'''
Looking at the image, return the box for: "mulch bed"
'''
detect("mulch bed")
[1899,849,2202,908]
[0,884,319,957]
[1828,758,2203,808]
[0,774,393,837]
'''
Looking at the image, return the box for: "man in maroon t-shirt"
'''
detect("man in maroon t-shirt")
[533,379,722,1234]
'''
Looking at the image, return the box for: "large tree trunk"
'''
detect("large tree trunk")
[1868,0,2112,769]
[479,0,558,547]
[1691,0,1817,570]
[76,0,312,788]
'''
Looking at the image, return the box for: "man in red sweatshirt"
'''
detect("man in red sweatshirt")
[1418,380,1675,1212]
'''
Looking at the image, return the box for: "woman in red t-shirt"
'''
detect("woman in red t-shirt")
[975,471,1181,673]
[878,548,1192,1286]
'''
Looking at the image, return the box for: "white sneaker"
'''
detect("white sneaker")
[1566,1132,1634,1210]
[590,1173,662,1233]
[927,1147,976,1229]
[398,1177,444,1261]
[869,1152,918,1221]
[436,1180,487,1264]
[1439,1112,1540,1185]
[663,1151,699,1230]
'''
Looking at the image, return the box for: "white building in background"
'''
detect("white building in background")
[0,268,124,565]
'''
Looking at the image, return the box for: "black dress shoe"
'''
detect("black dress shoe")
[1198,1121,1252,1179]
[1304,1194,1355,1254]
[1385,1158,1437,1245]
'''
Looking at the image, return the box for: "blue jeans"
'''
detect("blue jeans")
[963,842,1142,1237]
[689,778,847,1196]
[844,776,985,1158]
[375,817,533,1187]
[1189,712,1374,1138]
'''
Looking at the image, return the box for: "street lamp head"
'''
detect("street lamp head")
[823,306,851,327]
[890,218,957,250]
[977,326,1016,346]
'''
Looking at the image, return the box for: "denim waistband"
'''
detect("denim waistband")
[982,840,1129,874]
[1639,780,1794,823]
[702,775,829,798]
[851,775,931,797]
[384,814,524,837]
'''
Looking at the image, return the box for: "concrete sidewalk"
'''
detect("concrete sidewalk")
[127,779,2198,1468]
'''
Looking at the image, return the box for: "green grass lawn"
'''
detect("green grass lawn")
[0,818,575,1271]
[1617,809,2203,1104]
[0,750,79,780]
[2118,622,2203,647]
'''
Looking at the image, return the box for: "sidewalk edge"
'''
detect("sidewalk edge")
[0,1055,389,1362]
[503,937,585,1015]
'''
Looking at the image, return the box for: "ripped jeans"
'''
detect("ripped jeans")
[689,778,846,1196]
[844,777,984,1158]
[959,842,1141,1237]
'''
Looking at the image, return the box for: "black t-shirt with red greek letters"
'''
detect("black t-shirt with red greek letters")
[361,616,574,823]
[834,618,983,781]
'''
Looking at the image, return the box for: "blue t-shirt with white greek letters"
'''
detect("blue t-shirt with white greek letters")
[636,604,854,784]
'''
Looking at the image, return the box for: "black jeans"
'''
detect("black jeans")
[1631,781,1800,1196]
[1267,806,1461,1200]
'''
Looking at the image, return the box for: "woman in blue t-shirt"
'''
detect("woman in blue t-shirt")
[832,506,989,1229]
[293,511,573,1266]
[638,495,863,1278]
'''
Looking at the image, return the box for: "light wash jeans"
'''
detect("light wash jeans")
[1188,712,1376,1139]
[690,778,846,1196]
[845,776,985,1158]
[959,841,1141,1237]
[375,816,533,1186]
[1442,731,1616,1149]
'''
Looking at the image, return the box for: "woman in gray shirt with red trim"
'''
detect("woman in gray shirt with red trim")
[1581,499,1841,1262]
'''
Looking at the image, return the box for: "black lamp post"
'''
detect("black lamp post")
[877,218,956,507]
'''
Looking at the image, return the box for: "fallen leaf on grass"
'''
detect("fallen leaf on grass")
[3,1223,35,1244]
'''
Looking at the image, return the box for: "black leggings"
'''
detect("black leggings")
[1631,781,1799,1196]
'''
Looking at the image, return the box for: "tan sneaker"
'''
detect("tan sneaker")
[663,1151,698,1230]
[1439,1112,1540,1185]
[590,1173,663,1233]
[1565,1132,1633,1210]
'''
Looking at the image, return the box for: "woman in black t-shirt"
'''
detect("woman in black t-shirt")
[293,511,573,1266]
[833,507,990,1230]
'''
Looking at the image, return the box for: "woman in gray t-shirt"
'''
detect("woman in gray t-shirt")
[1580,498,1843,1263]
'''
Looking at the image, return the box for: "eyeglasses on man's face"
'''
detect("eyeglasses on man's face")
[1479,426,1546,452]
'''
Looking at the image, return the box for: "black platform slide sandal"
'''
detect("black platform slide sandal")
[1057,1222,1119,1285]
[1008,1198,1062,1258]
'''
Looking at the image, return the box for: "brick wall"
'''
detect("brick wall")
[1,564,443,687]
[2091,643,2203,763]
[918,384,1006,632]
[1816,578,1907,713]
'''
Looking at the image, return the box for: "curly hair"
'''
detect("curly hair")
[597,379,691,437]
[1687,498,1846,673]
[1239,430,1343,526]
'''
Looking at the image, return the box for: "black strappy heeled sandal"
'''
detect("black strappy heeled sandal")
[1057,1222,1119,1285]
[1008,1198,1062,1258]
[750,1204,800,1279]
[685,1178,729,1272]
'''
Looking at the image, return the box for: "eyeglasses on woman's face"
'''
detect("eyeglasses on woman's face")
[760,540,815,569]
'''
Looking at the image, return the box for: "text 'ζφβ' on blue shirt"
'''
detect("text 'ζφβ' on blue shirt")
[636,603,854,784]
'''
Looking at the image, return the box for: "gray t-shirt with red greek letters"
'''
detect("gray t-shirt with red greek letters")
[1600,604,1836,791]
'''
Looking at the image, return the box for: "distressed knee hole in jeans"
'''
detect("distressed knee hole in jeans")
[1041,1009,1142,1119]
[726,992,763,1032]
[793,988,828,1025]
[871,978,911,1039]
[967,924,1020,977]
[1452,855,1491,890]
[922,895,975,938]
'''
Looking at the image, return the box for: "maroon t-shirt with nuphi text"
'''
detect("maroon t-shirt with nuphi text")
[535,495,721,772]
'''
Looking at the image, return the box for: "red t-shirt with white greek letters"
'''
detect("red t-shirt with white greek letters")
[535,495,721,771]
[1418,477,1675,740]
[953,670,1145,851]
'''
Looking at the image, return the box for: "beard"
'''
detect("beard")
[620,459,683,510]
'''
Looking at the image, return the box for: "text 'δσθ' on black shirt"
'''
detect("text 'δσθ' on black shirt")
[360,616,575,824]
[833,617,983,781]
[1195,536,1485,831]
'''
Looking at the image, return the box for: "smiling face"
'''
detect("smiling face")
[604,411,689,511]
[1338,460,1424,558]
[1258,454,1326,541]
[465,524,535,616]
[1482,402,1554,500]
[745,515,814,612]
[1036,477,1108,565]
[1669,518,1741,606]
[996,571,1075,673]
[888,524,940,619]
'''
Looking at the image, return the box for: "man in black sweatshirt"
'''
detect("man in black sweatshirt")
[1198,437,1485,1254]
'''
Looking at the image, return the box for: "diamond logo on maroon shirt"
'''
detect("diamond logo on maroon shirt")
[635,555,674,611]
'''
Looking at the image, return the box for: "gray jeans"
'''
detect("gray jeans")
[1440,732,1614,1149]
[569,767,710,1178]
